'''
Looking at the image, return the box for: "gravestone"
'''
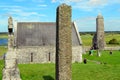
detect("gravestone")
[56,4,72,80]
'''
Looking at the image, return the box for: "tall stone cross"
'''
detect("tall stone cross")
[56,4,72,80]
[2,17,21,80]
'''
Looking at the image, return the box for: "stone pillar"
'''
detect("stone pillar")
[56,4,72,80]
[96,13,105,50]
[2,17,21,80]
[8,16,14,50]
[2,49,21,80]
[8,16,13,33]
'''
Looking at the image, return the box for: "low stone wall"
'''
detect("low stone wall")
[104,47,120,50]
[0,56,3,60]
[82,46,91,54]
[16,46,82,64]
[82,46,120,52]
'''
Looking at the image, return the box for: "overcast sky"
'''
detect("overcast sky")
[0,0,120,32]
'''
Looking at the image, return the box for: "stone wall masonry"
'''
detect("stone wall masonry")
[16,46,82,64]
[2,49,21,80]
[104,47,120,50]
[17,46,55,63]
[82,46,120,54]
[72,46,82,63]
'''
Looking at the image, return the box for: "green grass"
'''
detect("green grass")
[72,63,120,80]
[19,63,55,80]
[0,60,4,79]
[0,33,120,80]
[105,33,120,46]
[0,62,120,80]
[83,50,120,65]
[0,46,7,56]
[81,34,93,46]
[0,50,120,80]
[81,33,120,46]
[0,34,8,39]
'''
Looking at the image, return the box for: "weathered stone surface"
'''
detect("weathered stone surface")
[56,4,72,80]
[8,35,14,50]
[96,14,105,50]
[2,50,21,80]
[16,46,82,64]
[5,51,17,59]
[5,59,17,69]
[2,68,21,80]
[72,46,82,63]
[2,16,21,80]
[93,14,105,50]
[8,16,13,29]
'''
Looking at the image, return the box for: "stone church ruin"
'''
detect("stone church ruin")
[9,17,83,64]
[15,22,82,63]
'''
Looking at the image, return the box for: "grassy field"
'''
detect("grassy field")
[0,50,120,80]
[0,34,8,39]
[0,33,120,80]
[83,50,120,65]
[0,46,7,56]
[81,33,120,46]
[0,60,4,79]
[81,34,93,46]
[105,33,120,46]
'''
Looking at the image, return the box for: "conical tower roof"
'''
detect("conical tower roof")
[97,13,103,19]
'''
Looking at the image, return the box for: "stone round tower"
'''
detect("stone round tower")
[96,13,105,50]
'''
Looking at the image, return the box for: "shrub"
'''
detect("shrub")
[109,38,119,44]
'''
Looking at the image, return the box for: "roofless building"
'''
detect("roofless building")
[11,19,83,63]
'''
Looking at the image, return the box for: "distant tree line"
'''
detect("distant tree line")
[0,32,8,35]
[80,31,120,35]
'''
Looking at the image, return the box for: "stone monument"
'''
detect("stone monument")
[93,13,105,50]
[2,16,21,80]
[56,4,72,80]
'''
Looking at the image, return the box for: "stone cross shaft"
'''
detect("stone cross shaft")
[56,4,72,80]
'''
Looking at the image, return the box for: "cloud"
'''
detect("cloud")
[105,18,120,31]
[38,4,47,7]
[118,9,120,12]
[75,16,120,32]
[74,16,96,31]
[75,0,108,11]
[9,9,46,17]
[0,4,47,17]
[52,0,120,11]
[51,0,56,3]
[0,5,22,8]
